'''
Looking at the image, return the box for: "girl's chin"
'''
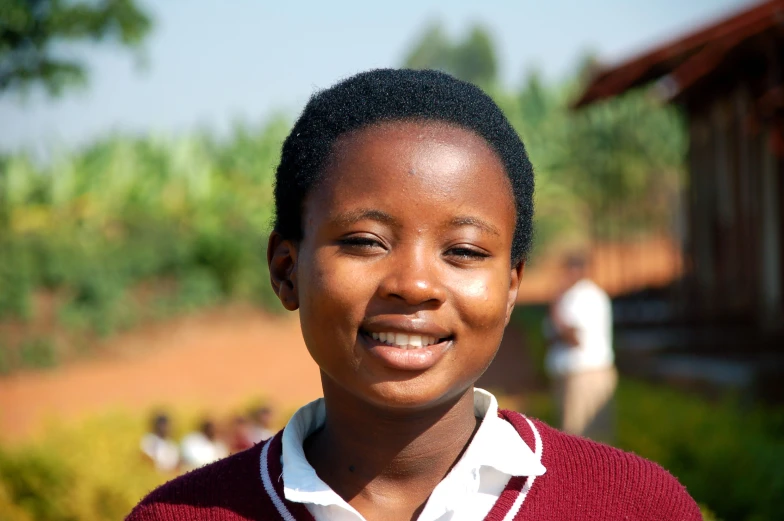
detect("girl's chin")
[320,364,476,413]
[359,379,474,412]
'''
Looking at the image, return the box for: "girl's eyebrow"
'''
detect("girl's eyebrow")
[330,209,500,236]
[331,208,399,228]
[449,216,501,237]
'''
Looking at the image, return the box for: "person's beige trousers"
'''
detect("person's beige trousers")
[552,366,618,443]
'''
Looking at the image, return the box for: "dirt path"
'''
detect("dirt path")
[0,306,322,443]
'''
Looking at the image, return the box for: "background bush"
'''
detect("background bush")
[0,119,289,367]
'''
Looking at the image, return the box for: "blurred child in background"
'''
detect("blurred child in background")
[179,418,228,471]
[229,415,255,454]
[140,412,179,473]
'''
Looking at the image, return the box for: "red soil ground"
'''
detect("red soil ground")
[0,306,322,443]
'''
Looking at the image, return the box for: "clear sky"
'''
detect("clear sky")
[0,0,753,155]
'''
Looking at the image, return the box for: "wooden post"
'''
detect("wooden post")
[760,130,782,328]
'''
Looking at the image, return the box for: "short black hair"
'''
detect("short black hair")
[273,68,535,263]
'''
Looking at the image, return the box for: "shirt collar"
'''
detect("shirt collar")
[462,388,546,477]
[280,388,546,509]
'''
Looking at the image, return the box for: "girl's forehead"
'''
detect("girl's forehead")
[325,120,507,183]
[306,120,515,228]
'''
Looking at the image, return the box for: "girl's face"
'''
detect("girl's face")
[271,120,522,410]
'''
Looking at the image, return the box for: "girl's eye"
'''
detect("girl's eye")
[338,236,385,252]
[446,246,490,260]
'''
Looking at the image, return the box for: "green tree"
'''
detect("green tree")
[450,26,497,87]
[403,22,498,87]
[402,22,451,73]
[0,0,152,96]
[562,87,687,239]
[500,62,687,249]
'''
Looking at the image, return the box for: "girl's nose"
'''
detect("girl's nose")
[377,248,447,306]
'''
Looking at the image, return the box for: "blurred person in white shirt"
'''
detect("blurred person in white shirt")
[180,419,229,470]
[544,253,617,442]
[140,413,180,473]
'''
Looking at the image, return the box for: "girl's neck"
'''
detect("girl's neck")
[304,375,480,519]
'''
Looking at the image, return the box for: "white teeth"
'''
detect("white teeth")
[367,332,445,349]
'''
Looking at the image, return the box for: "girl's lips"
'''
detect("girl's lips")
[360,330,453,371]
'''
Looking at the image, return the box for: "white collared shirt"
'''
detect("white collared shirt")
[280,388,546,521]
[545,278,614,376]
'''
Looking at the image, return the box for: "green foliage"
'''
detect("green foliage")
[616,380,784,521]
[0,238,34,320]
[403,22,498,87]
[0,413,167,521]
[0,447,72,520]
[0,0,152,96]
[19,337,58,369]
[510,305,549,385]
[501,68,687,247]
[0,341,12,375]
[0,119,288,355]
[700,505,723,521]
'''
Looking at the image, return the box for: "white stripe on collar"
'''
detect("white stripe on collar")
[502,415,544,521]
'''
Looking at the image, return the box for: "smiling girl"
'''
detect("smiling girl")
[127,69,701,521]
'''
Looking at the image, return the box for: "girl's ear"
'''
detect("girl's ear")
[505,261,525,326]
[267,231,300,311]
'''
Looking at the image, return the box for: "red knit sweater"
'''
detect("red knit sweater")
[126,411,702,521]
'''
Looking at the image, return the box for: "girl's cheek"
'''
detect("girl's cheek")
[312,257,374,306]
[453,272,509,330]
[457,277,489,301]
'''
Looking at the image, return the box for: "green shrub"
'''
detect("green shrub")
[0,120,287,341]
[615,380,784,521]
[0,447,72,521]
[174,267,223,311]
[19,338,58,369]
[0,413,166,521]
[0,480,34,521]
[510,305,549,385]
[0,341,14,375]
[0,240,33,321]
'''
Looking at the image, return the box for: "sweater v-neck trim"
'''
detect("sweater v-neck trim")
[258,410,543,521]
